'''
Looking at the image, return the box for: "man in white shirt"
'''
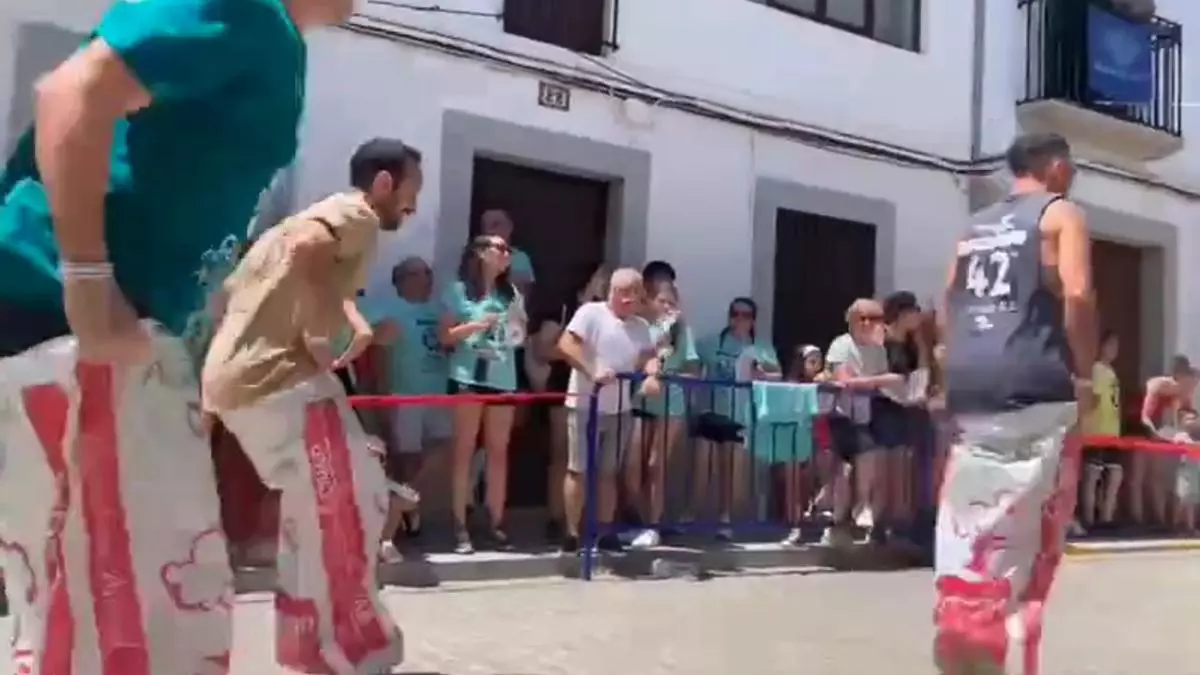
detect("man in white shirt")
[556,268,660,552]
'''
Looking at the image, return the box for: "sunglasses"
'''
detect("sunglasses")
[488,242,511,254]
[858,314,884,324]
[730,309,755,320]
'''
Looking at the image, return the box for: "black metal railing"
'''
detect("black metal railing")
[503,0,620,55]
[1019,0,1182,136]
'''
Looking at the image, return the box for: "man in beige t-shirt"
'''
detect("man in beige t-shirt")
[202,138,423,674]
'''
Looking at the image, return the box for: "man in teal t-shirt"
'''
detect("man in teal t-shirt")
[362,257,450,488]
[0,0,349,672]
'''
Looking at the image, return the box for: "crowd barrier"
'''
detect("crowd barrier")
[344,378,1200,583]
[570,375,939,579]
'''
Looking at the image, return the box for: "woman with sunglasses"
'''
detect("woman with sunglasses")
[440,235,525,553]
[687,297,781,541]
[526,263,610,542]
[625,279,698,548]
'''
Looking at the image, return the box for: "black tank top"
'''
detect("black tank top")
[943,191,1074,413]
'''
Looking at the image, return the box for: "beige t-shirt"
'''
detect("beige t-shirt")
[202,192,380,412]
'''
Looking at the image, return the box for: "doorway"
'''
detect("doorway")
[469,156,611,507]
[771,208,877,371]
[1092,238,1145,416]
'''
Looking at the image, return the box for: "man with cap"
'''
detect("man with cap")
[202,138,423,673]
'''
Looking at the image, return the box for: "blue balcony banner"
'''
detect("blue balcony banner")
[1087,6,1153,104]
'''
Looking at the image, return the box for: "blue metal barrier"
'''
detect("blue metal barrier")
[578,375,938,579]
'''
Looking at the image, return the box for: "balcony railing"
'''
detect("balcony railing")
[1019,0,1182,137]
[503,0,620,55]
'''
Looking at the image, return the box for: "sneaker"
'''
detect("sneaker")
[486,527,513,551]
[1067,520,1087,538]
[855,506,875,530]
[821,525,853,548]
[715,526,734,543]
[596,533,625,553]
[378,540,404,564]
[453,528,474,555]
[630,528,661,549]
[781,527,804,546]
[560,534,580,554]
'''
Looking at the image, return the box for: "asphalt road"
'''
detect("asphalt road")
[1,553,1194,674]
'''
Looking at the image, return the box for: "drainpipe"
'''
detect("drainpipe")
[966,0,994,211]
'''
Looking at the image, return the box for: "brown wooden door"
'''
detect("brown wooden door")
[771,209,877,372]
[469,157,610,508]
[1092,239,1143,419]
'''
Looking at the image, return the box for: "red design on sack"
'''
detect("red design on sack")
[302,400,392,667]
[23,383,74,675]
[275,591,333,674]
[935,488,1019,670]
[160,528,234,612]
[75,363,151,675]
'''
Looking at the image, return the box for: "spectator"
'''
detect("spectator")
[556,268,659,552]
[481,209,535,295]
[689,297,781,541]
[626,279,699,548]
[825,298,902,544]
[777,345,831,546]
[361,256,447,559]
[439,235,526,554]
[527,263,610,541]
[642,259,676,285]
[879,291,926,540]
[1173,409,1200,533]
[1078,331,1123,533]
[1133,355,1197,530]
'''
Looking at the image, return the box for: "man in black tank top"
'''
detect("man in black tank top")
[934,133,1097,675]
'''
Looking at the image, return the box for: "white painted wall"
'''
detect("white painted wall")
[359,0,975,159]
[296,28,964,335]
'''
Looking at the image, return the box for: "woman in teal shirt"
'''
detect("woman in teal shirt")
[686,297,781,540]
[626,279,698,547]
[439,235,525,553]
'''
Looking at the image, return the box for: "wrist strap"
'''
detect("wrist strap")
[61,261,114,280]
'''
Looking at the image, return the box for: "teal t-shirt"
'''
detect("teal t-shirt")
[639,319,698,417]
[443,281,522,392]
[363,295,447,395]
[509,247,535,284]
[696,331,780,422]
[0,0,305,338]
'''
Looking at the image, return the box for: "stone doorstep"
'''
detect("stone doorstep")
[233,541,926,593]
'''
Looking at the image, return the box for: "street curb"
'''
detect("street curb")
[231,541,921,592]
[1065,539,1200,557]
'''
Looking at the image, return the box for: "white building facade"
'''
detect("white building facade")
[1,0,1197,383]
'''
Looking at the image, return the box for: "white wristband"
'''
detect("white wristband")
[61,261,114,280]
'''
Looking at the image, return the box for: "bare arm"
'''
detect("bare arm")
[1046,200,1097,379]
[531,320,561,362]
[556,330,593,376]
[438,313,492,345]
[35,40,151,263]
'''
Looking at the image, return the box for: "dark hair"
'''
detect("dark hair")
[883,291,920,324]
[786,345,818,382]
[642,260,676,283]
[719,296,756,346]
[1100,329,1118,346]
[457,235,515,302]
[1171,354,1194,377]
[349,138,422,191]
[648,278,683,348]
[1005,132,1071,177]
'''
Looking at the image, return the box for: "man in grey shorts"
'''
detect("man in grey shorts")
[556,268,660,553]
